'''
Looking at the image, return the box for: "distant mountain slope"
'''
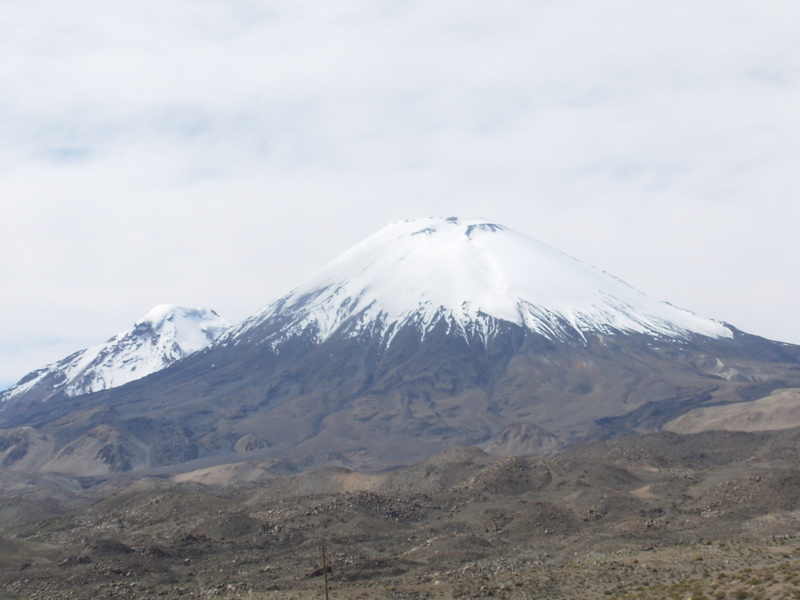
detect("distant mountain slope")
[0,305,230,408]
[665,388,800,433]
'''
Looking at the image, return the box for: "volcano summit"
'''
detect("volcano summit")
[2,218,799,476]
[226,217,731,348]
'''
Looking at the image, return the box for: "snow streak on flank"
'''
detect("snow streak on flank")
[1,305,231,403]
[228,217,732,348]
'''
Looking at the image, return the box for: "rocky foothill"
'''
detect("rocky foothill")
[3,429,800,598]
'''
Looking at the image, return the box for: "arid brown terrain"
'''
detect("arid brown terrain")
[3,428,800,599]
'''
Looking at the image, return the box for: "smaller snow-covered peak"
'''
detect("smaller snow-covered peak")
[230,217,732,348]
[1,305,231,406]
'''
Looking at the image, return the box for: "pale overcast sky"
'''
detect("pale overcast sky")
[2,1,799,388]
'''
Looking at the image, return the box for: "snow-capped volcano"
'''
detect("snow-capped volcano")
[3,217,800,477]
[230,217,731,348]
[1,305,230,406]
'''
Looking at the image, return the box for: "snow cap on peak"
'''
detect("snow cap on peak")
[137,304,223,329]
[132,305,231,356]
[237,217,732,346]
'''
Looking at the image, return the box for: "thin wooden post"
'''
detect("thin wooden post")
[321,542,330,600]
